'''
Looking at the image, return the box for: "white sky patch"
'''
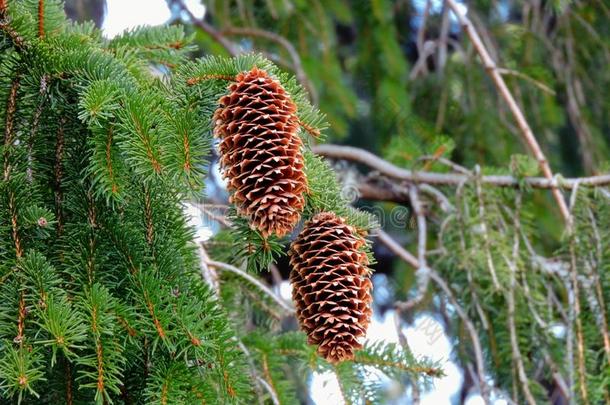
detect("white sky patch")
[310,371,345,405]
[103,0,205,38]
[311,312,462,404]
[103,0,170,38]
[404,315,462,404]
[183,203,213,243]
[278,280,292,302]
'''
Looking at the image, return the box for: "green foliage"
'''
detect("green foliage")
[0,3,251,403]
[304,151,378,231]
[0,3,441,403]
[0,346,46,402]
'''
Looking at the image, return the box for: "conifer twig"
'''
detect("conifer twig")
[205,260,293,314]
[37,0,44,38]
[474,165,500,290]
[445,0,571,224]
[567,183,590,404]
[503,251,536,404]
[585,207,610,365]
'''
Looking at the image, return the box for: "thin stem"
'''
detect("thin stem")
[446,0,570,223]
[175,0,237,56]
[395,187,430,310]
[206,260,294,314]
[221,27,317,104]
[376,229,491,403]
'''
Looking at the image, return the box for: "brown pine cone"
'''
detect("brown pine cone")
[213,67,307,237]
[289,212,373,363]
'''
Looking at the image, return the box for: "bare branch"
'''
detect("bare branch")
[313,144,610,189]
[175,0,237,56]
[221,27,317,104]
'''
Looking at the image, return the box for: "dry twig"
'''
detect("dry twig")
[313,144,610,189]
[446,0,571,223]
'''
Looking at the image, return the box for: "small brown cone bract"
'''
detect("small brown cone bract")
[213,67,307,237]
[289,212,373,363]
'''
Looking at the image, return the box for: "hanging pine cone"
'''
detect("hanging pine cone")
[213,67,307,237]
[289,212,373,363]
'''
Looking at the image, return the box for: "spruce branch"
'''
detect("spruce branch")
[566,185,591,403]
[36,0,43,38]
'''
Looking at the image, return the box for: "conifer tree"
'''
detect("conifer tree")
[0,2,440,403]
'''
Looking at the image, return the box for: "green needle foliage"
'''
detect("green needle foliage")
[0,2,438,404]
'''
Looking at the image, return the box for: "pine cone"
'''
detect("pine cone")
[213,67,307,237]
[289,212,373,363]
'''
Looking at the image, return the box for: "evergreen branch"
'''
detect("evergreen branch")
[0,346,46,402]
[297,118,321,138]
[143,289,167,341]
[567,221,590,402]
[53,117,65,236]
[65,360,73,405]
[8,191,23,258]
[104,127,118,194]
[446,0,570,223]
[260,353,280,405]
[503,255,536,405]
[144,187,154,248]
[313,144,610,189]
[15,291,26,345]
[474,167,501,290]
[36,295,88,365]
[185,74,235,85]
[77,284,125,402]
[352,342,443,378]
[3,76,19,181]
[0,18,25,48]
